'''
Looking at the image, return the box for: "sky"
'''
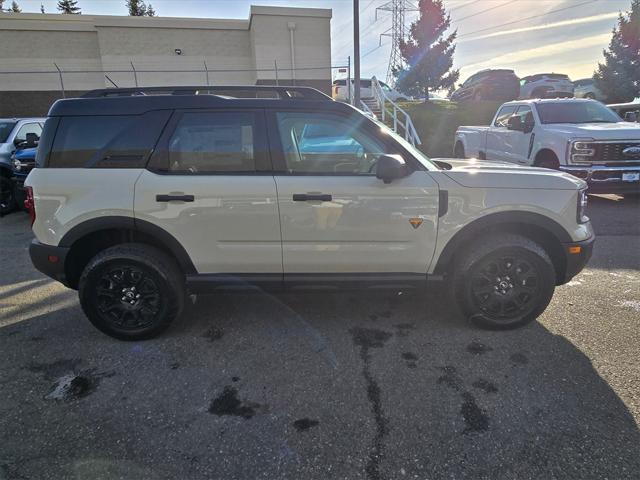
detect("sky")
[14,0,633,84]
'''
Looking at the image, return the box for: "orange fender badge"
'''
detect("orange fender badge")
[409,218,423,229]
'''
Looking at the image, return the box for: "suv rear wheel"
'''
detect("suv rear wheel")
[453,234,556,329]
[78,244,185,340]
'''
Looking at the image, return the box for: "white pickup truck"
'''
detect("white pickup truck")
[454,98,640,195]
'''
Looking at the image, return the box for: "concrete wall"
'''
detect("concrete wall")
[0,6,331,116]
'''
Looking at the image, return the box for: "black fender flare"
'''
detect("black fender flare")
[433,211,571,275]
[59,216,197,274]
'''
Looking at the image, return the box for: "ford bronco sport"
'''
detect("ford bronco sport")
[25,86,594,340]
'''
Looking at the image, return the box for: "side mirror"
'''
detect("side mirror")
[507,115,523,131]
[376,154,407,184]
[25,132,38,148]
[624,111,638,123]
[13,137,24,147]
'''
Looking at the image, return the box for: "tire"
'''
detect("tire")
[0,175,16,216]
[78,243,185,340]
[535,152,560,170]
[454,142,465,159]
[585,92,596,99]
[453,234,556,330]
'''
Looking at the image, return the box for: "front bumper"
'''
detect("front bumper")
[560,164,640,194]
[29,240,70,286]
[561,236,595,284]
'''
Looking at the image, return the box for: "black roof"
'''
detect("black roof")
[49,85,344,116]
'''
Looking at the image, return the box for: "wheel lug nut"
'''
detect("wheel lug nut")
[121,296,126,301]
[136,294,141,298]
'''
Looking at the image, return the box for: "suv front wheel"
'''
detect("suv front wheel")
[79,244,185,340]
[453,234,556,329]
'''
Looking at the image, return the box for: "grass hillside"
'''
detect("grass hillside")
[399,100,502,158]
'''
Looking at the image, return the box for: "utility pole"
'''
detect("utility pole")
[353,0,360,107]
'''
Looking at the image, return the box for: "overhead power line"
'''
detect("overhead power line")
[458,0,598,38]
[452,0,518,24]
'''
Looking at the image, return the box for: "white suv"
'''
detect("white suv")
[332,78,409,102]
[519,73,574,99]
[25,86,594,340]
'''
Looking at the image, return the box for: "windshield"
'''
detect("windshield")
[536,102,621,124]
[368,115,437,170]
[0,121,16,143]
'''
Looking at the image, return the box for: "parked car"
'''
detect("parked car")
[332,78,409,102]
[26,85,593,340]
[454,98,640,195]
[608,101,640,123]
[519,73,574,99]
[450,69,520,102]
[11,145,37,209]
[0,118,45,215]
[574,78,605,101]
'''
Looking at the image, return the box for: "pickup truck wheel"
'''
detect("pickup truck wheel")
[0,176,16,215]
[79,243,185,340]
[453,234,556,329]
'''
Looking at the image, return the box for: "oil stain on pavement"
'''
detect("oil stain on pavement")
[208,386,264,419]
[349,327,393,480]
[293,418,319,432]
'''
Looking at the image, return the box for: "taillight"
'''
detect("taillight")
[25,186,35,226]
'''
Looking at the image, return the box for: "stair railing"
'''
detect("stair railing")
[347,81,376,118]
[371,76,422,146]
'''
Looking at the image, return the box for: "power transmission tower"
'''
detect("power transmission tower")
[376,0,418,85]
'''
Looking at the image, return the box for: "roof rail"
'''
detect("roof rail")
[81,85,331,100]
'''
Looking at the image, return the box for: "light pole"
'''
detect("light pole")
[353,0,361,108]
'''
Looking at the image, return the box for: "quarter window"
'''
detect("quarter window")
[515,105,534,125]
[275,112,387,175]
[167,112,257,173]
[494,105,517,127]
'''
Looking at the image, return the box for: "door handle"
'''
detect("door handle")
[156,194,195,202]
[293,193,332,202]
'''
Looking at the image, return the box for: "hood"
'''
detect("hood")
[15,147,37,160]
[545,122,640,140]
[433,158,586,190]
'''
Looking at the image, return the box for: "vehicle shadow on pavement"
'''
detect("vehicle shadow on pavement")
[1,287,639,479]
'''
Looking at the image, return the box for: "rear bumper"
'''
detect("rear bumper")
[560,165,640,194]
[561,236,594,284]
[29,240,70,286]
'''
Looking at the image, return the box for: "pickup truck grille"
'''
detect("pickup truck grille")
[593,142,640,162]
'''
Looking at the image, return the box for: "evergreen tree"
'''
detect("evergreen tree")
[127,0,146,16]
[41,3,45,13]
[394,0,459,100]
[0,1,4,11]
[146,3,155,16]
[11,1,21,12]
[594,0,639,103]
[57,0,80,14]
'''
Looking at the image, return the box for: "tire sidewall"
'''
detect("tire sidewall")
[79,254,181,340]
[456,244,556,329]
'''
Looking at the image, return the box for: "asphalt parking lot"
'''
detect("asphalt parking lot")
[0,194,639,480]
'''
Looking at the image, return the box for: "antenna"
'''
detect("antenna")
[376,0,418,86]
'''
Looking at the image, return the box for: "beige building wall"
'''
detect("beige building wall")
[0,6,331,116]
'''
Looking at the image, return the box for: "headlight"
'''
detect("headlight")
[569,139,596,163]
[577,188,589,223]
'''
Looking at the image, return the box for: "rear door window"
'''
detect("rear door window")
[161,111,267,174]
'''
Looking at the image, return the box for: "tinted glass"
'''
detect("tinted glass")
[49,111,169,168]
[515,105,534,125]
[0,121,16,143]
[537,102,620,124]
[167,112,257,173]
[494,105,517,127]
[276,111,386,174]
[333,80,346,86]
